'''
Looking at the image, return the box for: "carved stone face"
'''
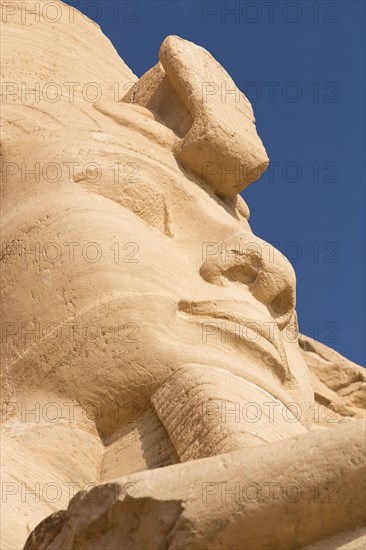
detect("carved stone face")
[2,25,313,443]
[3,11,365,550]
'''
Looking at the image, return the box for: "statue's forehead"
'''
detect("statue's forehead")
[2,30,266,234]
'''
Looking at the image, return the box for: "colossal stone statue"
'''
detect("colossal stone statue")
[1,1,365,549]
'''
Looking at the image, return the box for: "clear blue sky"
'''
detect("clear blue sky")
[64,0,365,365]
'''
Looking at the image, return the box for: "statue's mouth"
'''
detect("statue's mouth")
[177,299,290,382]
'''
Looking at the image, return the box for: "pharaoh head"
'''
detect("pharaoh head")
[2,8,314,462]
[3,7,366,550]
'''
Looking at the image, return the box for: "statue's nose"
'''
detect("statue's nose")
[200,233,296,330]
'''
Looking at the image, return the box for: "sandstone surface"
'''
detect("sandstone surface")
[1,1,365,549]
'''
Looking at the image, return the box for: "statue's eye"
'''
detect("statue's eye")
[110,180,173,238]
[75,158,173,238]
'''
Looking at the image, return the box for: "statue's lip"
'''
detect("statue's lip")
[177,300,290,379]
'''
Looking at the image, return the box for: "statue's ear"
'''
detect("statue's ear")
[123,35,269,198]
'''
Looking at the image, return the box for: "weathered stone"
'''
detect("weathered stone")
[0,1,364,549]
